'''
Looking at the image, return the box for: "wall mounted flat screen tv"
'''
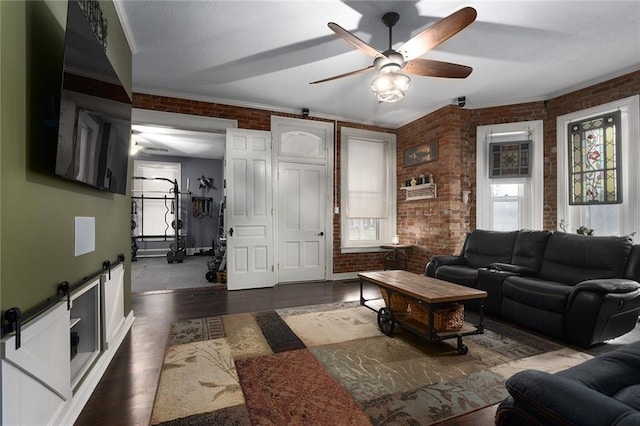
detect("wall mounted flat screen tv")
[54,0,131,195]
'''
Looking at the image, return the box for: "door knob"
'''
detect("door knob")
[318,231,324,237]
[229,227,234,237]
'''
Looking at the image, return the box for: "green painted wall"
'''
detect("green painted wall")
[0,0,132,316]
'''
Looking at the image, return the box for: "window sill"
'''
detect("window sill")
[340,246,386,254]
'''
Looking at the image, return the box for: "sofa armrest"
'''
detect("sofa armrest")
[425,255,467,277]
[566,278,640,315]
[488,262,535,276]
[502,370,639,426]
[573,278,640,294]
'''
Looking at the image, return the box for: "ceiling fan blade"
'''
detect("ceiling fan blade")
[404,58,472,79]
[398,7,477,61]
[328,22,381,58]
[309,65,375,84]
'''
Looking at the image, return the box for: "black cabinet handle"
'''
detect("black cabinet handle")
[229,227,234,237]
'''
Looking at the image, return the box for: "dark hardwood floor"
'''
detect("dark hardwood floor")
[75,281,497,425]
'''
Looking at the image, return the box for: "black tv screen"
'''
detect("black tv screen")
[55,0,131,195]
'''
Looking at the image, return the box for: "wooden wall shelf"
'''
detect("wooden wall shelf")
[400,183,437,201]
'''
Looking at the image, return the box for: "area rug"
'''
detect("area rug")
[151,301,598,425]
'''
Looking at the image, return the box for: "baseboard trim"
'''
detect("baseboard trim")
[331,272,360,281]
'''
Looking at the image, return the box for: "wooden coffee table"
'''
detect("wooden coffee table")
[358,270,487,354]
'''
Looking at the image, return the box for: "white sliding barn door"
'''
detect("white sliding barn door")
[225,129,275,290]
[278,162,326,282]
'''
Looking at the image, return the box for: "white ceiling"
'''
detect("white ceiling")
[131,124,226,159]
[119,0,640,158]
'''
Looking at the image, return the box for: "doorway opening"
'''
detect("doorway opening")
[129,109,236,293]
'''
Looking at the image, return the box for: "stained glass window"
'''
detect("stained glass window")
[489,141,531,178]
[568,111,621,205]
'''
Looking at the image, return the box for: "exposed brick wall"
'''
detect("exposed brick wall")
[133,93,290,130]
[133,69,640,276]
[396,106,472,271]
[65,73,130,103]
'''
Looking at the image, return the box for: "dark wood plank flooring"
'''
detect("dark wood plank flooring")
[75,281,497,425]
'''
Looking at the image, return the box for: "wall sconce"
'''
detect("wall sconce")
[462,190,471,204]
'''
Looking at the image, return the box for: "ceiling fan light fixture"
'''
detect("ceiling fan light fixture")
[371,70,411,103]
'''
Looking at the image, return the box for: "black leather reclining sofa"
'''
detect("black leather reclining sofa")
[496,340,640,424]
[426,229,640,347]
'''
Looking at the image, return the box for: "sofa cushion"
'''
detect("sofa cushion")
[559,340,640,396]
[463,229,519,269]
[502,276,573,313]
[614,385,640,410]
[435,265,478,288]
[539,233,633,285]
[511,229,552,273]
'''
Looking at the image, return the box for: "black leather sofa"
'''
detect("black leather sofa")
[495,340,640,425]
[426,229,640,347]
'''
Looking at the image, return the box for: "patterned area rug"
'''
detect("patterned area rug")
[151,301,600,425]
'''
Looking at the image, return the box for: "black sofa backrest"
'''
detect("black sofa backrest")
[624,245,640,281]
[463,229,519,268]
[511,229,552,273]
[539,232,634,285]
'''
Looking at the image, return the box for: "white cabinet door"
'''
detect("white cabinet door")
[1,302,71,426]
[225,129,275,290]
[277,162,326,282]
[102,264,125,349]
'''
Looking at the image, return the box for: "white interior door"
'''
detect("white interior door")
[278,162,326,282]
[225,129,275,290]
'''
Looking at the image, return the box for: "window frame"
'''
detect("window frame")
[476,120,544,230]
[132,160,182,239]
[490,182,525,231]
[340,127,397,253]
[557,95,640,236]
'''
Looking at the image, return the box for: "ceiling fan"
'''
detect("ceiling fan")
[311,7,477,103]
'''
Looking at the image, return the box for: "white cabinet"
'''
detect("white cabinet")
[1,263,134,425]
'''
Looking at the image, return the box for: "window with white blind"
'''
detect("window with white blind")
[340,127,396,252]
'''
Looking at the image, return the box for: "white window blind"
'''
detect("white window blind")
[347,139,387,218]
[340,127,396,251]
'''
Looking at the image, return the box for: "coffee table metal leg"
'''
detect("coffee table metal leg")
[457,336,468,355]
[377,307,395,335]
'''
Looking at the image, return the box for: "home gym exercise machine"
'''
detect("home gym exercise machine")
[131,176,189,263]
[206,200,226,282]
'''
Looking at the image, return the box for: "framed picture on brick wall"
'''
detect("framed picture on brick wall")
[404,141,438,166]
